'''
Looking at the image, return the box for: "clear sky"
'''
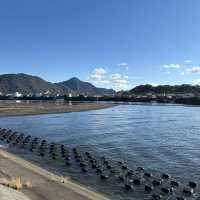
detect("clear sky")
[0,0,200,91]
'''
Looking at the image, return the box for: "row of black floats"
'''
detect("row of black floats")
[0,128,198,200]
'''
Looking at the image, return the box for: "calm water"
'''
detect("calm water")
[1,104,200,199]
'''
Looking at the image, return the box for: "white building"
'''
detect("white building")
[14,92,23,97]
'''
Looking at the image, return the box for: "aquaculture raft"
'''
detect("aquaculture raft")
[0,128,199,200]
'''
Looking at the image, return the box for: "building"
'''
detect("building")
[14,92,23,97]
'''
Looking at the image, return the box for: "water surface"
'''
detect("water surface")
[0,104,200,199]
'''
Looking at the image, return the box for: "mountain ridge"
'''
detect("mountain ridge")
[58,77,115,96]
[129,84,200,94]
[0,73,115,96]
[0,73,66,95]
[1,73,199,97]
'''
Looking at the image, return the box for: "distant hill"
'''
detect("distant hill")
[129,84,200,95]
[58,77,115,96]
[0,73,66,95]
[0,74,115,96]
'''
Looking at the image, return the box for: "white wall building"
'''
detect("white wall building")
[14,92,23,97]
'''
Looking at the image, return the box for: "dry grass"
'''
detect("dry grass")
[23,180,32,188]
[0,177,23,190]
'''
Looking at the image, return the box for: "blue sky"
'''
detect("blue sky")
[0,0,200,90]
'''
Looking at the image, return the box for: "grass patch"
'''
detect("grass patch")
[0,177,31,190]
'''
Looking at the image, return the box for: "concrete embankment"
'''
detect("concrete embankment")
[0,149,110,200]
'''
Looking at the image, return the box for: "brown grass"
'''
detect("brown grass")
[0,177,22,190]
[23,180,32,188]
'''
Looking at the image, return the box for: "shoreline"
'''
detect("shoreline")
[0,102,116,118]
[0,148,110,200]
[0,103,115,199]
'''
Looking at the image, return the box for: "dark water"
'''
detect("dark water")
[1,104,200,199]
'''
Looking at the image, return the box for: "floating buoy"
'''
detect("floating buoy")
[125,183,134,190]
[188,181,197,188]
[75,155,79,159]
[145,185,153,192]
[137,167,144,171]
[39,152,45,157]
[152,194,162,200]
[161,173,170,179]
[107,165,111,169]
[118,175,124,181]
[103,160,109,165]
[152,180,162,186]
[170,180,179,187]
[85,152,90,156]
[81,168,88,172]
[110,169,116,173]
[176,197,186,200]
[72,148,77,152]
[96,168,102,173]
[161,187,170,194]
[144,172,152,178]
[65,161,71,166]
[122,165,128,170]
[182,187,193,195]
[126,170,133,176]
[133,179,142,185]
[118,161,123,165]
[101,156,106,160]
[65,157,70,161]
[80,162,86,167]
[92,164,97,169]
[100,174,109,180]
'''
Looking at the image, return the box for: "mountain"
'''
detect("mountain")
[0,73,66,95]
[0,74,115,96]
[129,84,200,95]
[58,77,115,96]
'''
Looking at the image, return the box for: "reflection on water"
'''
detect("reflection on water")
[0,104,200,199]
